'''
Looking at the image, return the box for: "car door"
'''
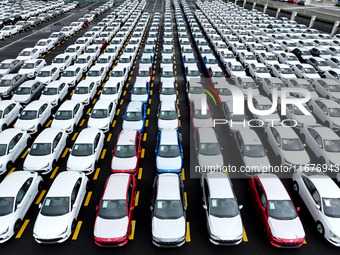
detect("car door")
[15,177,34,217]
[89,82,95,100]
[93,132,102,161]
[127,177,136,224]
[75,68,81,82]
[202,177,210,218]
[3,103,15,124]
[306,128,323,158]
[314,101,326,122]
[301,177,322,221]
[38,103,48,124]
[73,103,81,124]
[269,127,280,156]
[52,132,62,158]
[70,178,82,219]
[253,179,268,226]
[58,83,67,100]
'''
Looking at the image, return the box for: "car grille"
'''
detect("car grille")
[36,237,64,243]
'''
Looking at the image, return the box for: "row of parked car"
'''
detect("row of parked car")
[183,0,340,248]
[0,1,80,40]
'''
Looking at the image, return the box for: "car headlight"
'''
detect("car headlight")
[0,227,9,236]
[28,125,35,130]
[330,230,340,239]
[59,227,68,236]
[42,163,50,169]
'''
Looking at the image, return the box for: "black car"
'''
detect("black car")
[0,18,12,27]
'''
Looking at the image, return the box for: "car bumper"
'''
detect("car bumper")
[270,239,304,248]
[94,236,128,247]
[152,237,185,248]
[34,235,69,244]
[209,236,242,246]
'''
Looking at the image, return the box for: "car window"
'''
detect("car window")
[38,104,47,115]
[127,180,133,211]
[4,106,12,116]
[59,83,65,92]
[204,179,210,210]
[73,104,80,116]
[52,132,62,150]
[108,103,113,113]
[255,180,267,210]
[16,177,33,207]
[71,178,81,207]
[93,133,100,149]
[312,190,321,206]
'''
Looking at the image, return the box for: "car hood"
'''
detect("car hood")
[0,214,12,234]
[160,94,176,102]
[51,119,73,129]
[67,155,93,171]
[0,70,9,76]
[60,77,75,84]
[282,150,310,165]
[152,216,186,239]
[268,217,305,240]
[15,119,38,129]
[131,94,148,102]
[293,114,316,125]
[243,156,270,171]
[34,214,70,239]
[35,77,51,84]
[0,86,11,94]
[156,156,181,171]
[189,93,205,102]
[158,119,178,130]
[208,215,243,240]
[198,154,224,168]
[88,117,109,128]
[325,216,340,237]
[12,94,30,103]
[24,154,51,170]
[193,118,214,128]
[94,216,128,239]
[111,156,137,171]
[40,94,58,102]
[122,120,143,131]
[100,94,118,103]
[325,152,340,165]
[72,94,90,102]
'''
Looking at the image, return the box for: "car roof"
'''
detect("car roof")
[315,78,340,85]
[92,99,112,109]
[160,130,178,145]
[305,173,340,198]
[117,130,137,145]
[253,95,272,105]
[47,171,84,197]
[273,126,298,138]
[1,59,16,63]
[160,101,176,111]
[0,171,37,196]
[40,65,56,71]
[198,127,218,143]
[64,65,80,71]
[126,101,143,112]
[89,65,103,71]
[46,81,66,88]
[54,53,69,59]
[102,174,130,200]
[34,128,63,143]
[316,98,340,107]
[77,80,94,87]
[58,100,79,110]
[157,173,180,200]
[1,74,23,79]
[75,128,100,143]
[24,100,48,109]
[0,100,17,109]
[257,174,290,200]
[206,173,235,199]
[0,128,25,143]
[237,129,262,145]
[312,126,340,139]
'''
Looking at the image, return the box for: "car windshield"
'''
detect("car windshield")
[0,79,11,86]
[62,71,74,77]
[329,108,340,117]
[133,87,147,95]
[138,71,149,77]
[329,85,340,92]
[194,110,211,119]
[154,200,183,220]
[66,48,75,53]
[0,144,7,156]
[322,198,340,218]
[0,197,14,216]
[22,63,35,69]
[268,200,297,220]
[216,88,232,95]
[75,58,87,64]
[188,70,200,76]
[291,106,305,115]
[282,138,304,151]
[50,34,59,38]
[185,58,195,63]
[256,67,268,73]
[324,140,340,152]
[243,144,267,157]
[43,87,58,95]
[19,110,37,120]
[41,197,69,216]
[71,143,93,156]
[125,111,142,121]
[102,87,116,94]
[75,86,88,94]
[316,60,328,66]
[210,198,239,218]
[161,87,175,95]
[141,58,151,63]
[158,145,180,157]
[303,68,317,74]
[38,71,50,77]
[53,58,64,64]
[15,87,31,95]
[97,58,108,64]
[298,83,314,91]
[88,71,99,77]
[232,65,244,72]
[111,71,123,77]
[281,68,293,74]
[160,110,177,120]
[91,109,108,118]
[99,200,127,219]
[115,145,136,158]
[30,143,51,156]
[199,143,221,155]
[162,71,174,77]
[119,58,130,63]
[55,110,72,120]
[19,51,31,56]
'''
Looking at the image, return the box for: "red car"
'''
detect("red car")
[249,174,305,248]
[111,130,142,174]
[288,0,297,3]
[94,174,137,247]
[94,38,108,52]
[78,18,89,28]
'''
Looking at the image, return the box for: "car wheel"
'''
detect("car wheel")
[2,124,7,131]
[316,222,324,236]
[71,219,77,233]
[319,157,326,165]
[27,137,33,147]
[300,134,306,143]
[325,121,330,128]
[38,181,43,192]
[6,161,13,172]
[52,160,56,170]
[292,181,299,192]
[14,220,22,234]
[73,124,76,133]
[37,124,42,132]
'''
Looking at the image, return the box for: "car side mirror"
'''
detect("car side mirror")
[315,204,320,210]
[324,111,328,115]
[38,203,42,209]
[16,203,22,209]
[277,143,281,147]
[72,203,78,208]
[296,207,301,212]
[239,205,243,210]
[95,205,99,211]
[69,149,72,153]
[150,205,153,211]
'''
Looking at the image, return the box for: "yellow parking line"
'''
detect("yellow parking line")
[184,192,188,207]
[181,169,185,180]
[97,91,100,95]
[79,119,85,126]
[101,149,107,159]
[72,221,83,240]
[70,91,74,96]
[128,220,136,240]
[177,99,179,105]
[243,227,248,242]
[120,99,124,105]
[152,76,154,81]
[147,109,150,115]
[21,150,28,158]
[15,219,30,239]
[134,191,139,206]
[143,133,147,141]
[179,120,181,127]
[92,99,96,104]
[5,167,15,178]
[130,71,133,75]
[141,149,145,158]
[107,133,112,142]
[50,167,59,179]
[45,120,52,127]
[72,132,78,141]
[150,90,153,95]
[112,120,116,127]
[123,91,126,96]
[62,147,69,157]
[145,119,149,127]
[116,109,120,116]
[86,108,91,114]
[93,168,101,180]
[178,109,180,115]
[128,77,131,81]
[35,190,46,205]
[186,222,191,242]
[304,239,307,244]
[126,83,129,88]
[84,191,92,206]
[138,168,143,180]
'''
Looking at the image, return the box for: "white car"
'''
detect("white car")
[0,101,22,131]
[0,25,19,37]
[108,65,129,87]
[131,80,149,103]
[277,53,300,66]
[86,66,106,87]
[264,125,310,166]
[96,54,114,72]
[159,81,177,102]
[117,54,133,72]
[158,101,179,130]
[122,101,146,133]
[71,80,97,106]
[39,81,69,106]
[34,39,55,54]
[35,66,60,85]
[308,98,340,131]
[33,171,88,243]
[225,61,247,79]
[67,128,104,174]
[292,170,340,246]
[59,66,83,88]
[257,52,280,68]
[64,45,83,61]
[51,54,73,71]
[88,100,116,132]
[74,54,94,73]
[51,100,84,133]
[100,82,122,104]
[84,45,101,59]
[291,63,321,80]
[18,59,46,79]
[284,101,317,127]
[15,101,52,133]
[60,26,74,38]
[201,173,243,245]
[312,79,340,103]
[248,63,271,81]
[24,128,68,173]
[155,130,182,174]
[300,125,340,166]
[269,64,297,80]
[0,171,42,242]
[151,173,186,247]
[75,37,91,52]
[260,77,285,98]
[16,48,41,62]
[251,96,281,124]
[0,129,31,173]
